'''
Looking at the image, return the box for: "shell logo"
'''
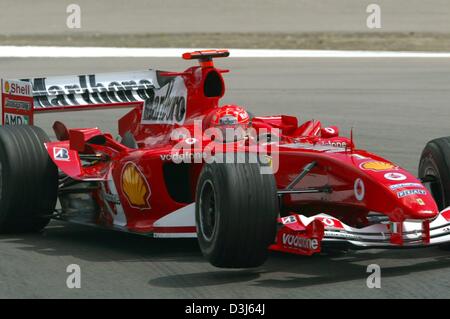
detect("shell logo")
[4,81,10,93]
[360,161,396,172]
[121,162,151,209]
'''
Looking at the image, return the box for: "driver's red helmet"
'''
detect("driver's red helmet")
[204,104,250,130]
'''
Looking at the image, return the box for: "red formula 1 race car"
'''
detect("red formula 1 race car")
[1,50,449,268]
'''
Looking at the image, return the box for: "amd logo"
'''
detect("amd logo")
[4,113,28,125]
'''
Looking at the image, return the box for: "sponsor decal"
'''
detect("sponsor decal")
[321,140,347,148]
[2,80,32,96]
[219,115,238,125]
[360,160,396,172]
[416,198,425,206]
[4,113,28,125]
[25,71,157,108]
[384,172,407,181]
[53,147,70,161]
[397,189,427,198]
[321,218,335,226]
[281,216,297,224]
[160,152,205,162]
[325,231,362,240]
[283,142,346,153]
[4,98,32,111]
[316,216,344,228]
[142,76,187,125]
[354,178,365,201]
[282,233,319,250]
[389,182,424,190]
[121,162,151,209]
[324,127,335,134]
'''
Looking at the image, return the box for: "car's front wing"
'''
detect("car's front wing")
[269,208,450,255]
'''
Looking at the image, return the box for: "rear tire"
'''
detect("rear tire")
[419,136,450,249]
[0,125,58,233]
[195,161,278,268]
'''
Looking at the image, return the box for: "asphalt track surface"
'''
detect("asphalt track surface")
[1,57,450,298]
[1,0,450,35]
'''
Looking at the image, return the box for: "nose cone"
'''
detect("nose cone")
[348,155,440,221]
[396,190,439,220]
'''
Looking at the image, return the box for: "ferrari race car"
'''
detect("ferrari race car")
[1,50,450,268]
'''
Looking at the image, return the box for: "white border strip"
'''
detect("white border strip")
[1,46,450,58]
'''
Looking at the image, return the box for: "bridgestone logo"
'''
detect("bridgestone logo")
[282,233,319,250]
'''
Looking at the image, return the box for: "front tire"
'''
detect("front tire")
[419,137,450,250]
[418,137,450,210]
[0,125,58,233]
[195,161,278,268]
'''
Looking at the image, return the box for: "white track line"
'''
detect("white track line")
[0,46,450,58]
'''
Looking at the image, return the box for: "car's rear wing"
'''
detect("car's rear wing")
[1,49,230,126]
[1,70,163,125]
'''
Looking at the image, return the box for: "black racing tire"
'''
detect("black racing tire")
[419,137,450,250]
[418,137,450,211]
[0,125,58,233]
[195,161,278,268]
